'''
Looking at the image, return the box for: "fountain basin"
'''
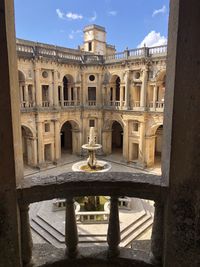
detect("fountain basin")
[82,144,102,151]
[72,160,111,173]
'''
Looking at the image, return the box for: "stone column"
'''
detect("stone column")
[19,203,33,265]
[37,120,44,164]
[53,70,59,107]
[32,84,36,107]
[122,121,128,162]
[145,135,156,167]
[74,86,78,105]
[35,68,42,107]
[60,85,64,107]
[68,85,71,102]
[49,71,53,107]
[153,85,157,109]
[54,120,60,162]
[151,201,164,265]
[65,197,78,257]
[124,71,130,109]
[107,197,120,257]
[112,84,115,104]
[24,83,29,107]
[140,68,148,108]
[120,84,124,108]
[139,121,145,165]
[19,85,23,105]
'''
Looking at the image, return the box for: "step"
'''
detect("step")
[30,220,64,248]
[32,215,64,242]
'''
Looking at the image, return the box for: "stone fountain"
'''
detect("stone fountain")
[72,127,111,172]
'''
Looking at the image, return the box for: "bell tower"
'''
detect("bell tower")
[83,24,106,55]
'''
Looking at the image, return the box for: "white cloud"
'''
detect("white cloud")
[66,12,83,20]
[108,10,117,16]
[89,11,97,22]
[137,31,167,48]
[68,34,74,40]
[56,9,65,19]
[152,5,166,17]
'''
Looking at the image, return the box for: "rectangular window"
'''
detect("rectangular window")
[133,122,139,132]
[88,42,92,51]
[88,87,96,101]
[45,123,50,132]
[42,85,49,101]
[89,119,95,127]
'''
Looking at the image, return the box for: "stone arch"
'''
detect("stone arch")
[109,75,121,103]
[18,70,26,82]
[111,120,124,155]
[21,125,37,167]
[60,119,80,157]
[145,122,163,168]
[155,70,166,83]
[62,74,75,102]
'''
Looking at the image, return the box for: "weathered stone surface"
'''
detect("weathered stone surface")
[32,243,155,267]
[17,172,166,204]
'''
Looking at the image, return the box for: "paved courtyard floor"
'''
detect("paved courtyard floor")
[24,154,161,177]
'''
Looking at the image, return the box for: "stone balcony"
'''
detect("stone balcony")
[16,40,167,65]
[17,172,167,267]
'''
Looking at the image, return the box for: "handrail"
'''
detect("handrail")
[17,172,166,204]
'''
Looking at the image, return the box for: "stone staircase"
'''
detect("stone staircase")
[30,199,153,248]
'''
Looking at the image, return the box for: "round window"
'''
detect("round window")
[42,71,48,78]
[89,75,95,81]
[135,72,140,79]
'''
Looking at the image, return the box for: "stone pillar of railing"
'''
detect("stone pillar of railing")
[65,197,78,258]
[153,85,157,110]
[19,203,33,265]
[150,200,164,265]
[140,68,148,108]
[107,196,120,257]
[24,83,29,108]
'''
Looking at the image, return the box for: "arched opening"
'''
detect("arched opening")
[156,71,166,107]
[154,125,163,167]
[110,75,121,105]
[60,120,80,161]
[112,121,123,155]
[21,125,34,167]
[61,122,72,154]
[18,70,25,107]
[62,75,74,105]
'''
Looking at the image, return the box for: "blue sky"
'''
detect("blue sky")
[14,0,169,51]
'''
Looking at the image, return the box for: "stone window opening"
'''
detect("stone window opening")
[44,123,50,133]
[89,119,95,127]
[88,42,92,51]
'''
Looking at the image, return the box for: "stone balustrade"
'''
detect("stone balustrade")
[17,171,167,266]
[16,41,167,64]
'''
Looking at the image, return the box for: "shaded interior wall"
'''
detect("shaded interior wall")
[112,122,123,149]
